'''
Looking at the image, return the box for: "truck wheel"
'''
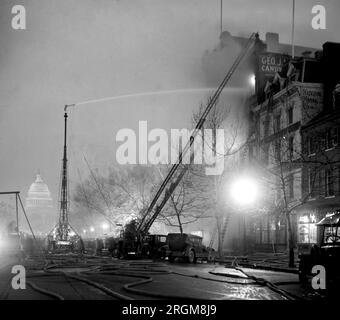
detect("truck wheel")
[160,249,166,260]
[208,253,214,263]
[188,250,196,264]
[298,257,310,285]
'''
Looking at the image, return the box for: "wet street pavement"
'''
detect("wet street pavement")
[0,254,326,300]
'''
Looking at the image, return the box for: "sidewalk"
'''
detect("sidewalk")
[218,251,299,274]
[0,255,20,299]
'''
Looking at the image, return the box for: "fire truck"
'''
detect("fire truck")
[113,33,259,260]
[113,220,167,259]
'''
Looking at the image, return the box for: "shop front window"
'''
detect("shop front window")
[323,226,340,244]
[298,215,317,244]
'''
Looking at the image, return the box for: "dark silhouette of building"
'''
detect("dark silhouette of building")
[298,85,340,247]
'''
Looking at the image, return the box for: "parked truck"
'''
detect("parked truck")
[166,233,216,263]
[114,220,167,259]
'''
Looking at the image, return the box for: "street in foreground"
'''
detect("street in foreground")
[0,254,330,300]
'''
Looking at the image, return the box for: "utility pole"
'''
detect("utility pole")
[291,0,295,58]
[220,0,223,35]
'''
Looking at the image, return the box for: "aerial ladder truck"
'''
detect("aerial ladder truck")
[117,32,260,259]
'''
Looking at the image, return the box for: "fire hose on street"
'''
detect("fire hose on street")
[17,254,297,300]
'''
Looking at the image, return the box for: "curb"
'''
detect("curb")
[217,259,299,274]
[237,263,299,274]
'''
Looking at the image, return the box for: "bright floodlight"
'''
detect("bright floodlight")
[90,227,95,232]
[230,177,258,206]
[249,74,256,87]
[102,223,109,230]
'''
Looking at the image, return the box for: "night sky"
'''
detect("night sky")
[0,0,339,203]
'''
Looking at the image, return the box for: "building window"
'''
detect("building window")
[274,140,281,162]
[289,136,294,159]
[308,168,316,199]
[287,107,293,125]
[308,136,316,156]
[264,119,270,137]
[325,168,335,197]
[274,114,281,132]
[288,174,294,199]
[326,127,338,150]
[261,147,269,165]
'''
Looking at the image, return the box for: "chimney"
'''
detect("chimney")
[265,32,279,53]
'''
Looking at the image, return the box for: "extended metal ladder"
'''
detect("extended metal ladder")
[138,32,259,236]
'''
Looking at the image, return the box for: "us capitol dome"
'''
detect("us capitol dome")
[26,173,53,208]
[25,173,54,235]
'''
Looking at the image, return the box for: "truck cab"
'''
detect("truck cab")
[141,234,167,258]
[167,233,215,263]
[299,212,340,285]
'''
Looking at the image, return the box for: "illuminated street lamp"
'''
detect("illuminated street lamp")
[230,176,258,207]
[249,74,256,88]
[90,227,95,233]
[229,175,259,254]
[102,223,109,232]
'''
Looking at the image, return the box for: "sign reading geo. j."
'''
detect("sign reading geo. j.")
[259,53,290,77]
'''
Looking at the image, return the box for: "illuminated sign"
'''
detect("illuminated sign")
[259,53,290,77]
[298,214,317,244]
